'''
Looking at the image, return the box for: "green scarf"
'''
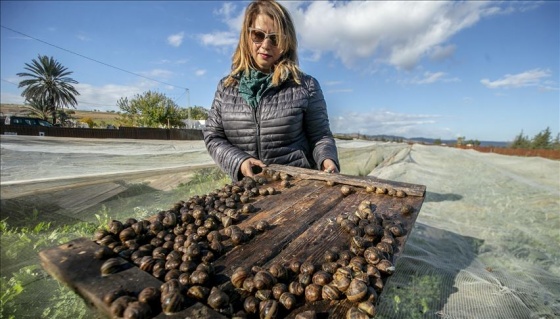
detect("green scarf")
[238,69,273,109]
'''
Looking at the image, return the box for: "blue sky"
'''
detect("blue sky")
[1,1,558,142]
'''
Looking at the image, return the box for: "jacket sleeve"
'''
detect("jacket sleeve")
[203,80,253,181]
[303,76,340,171]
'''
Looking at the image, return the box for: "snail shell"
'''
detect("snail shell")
[160,279,182,297]
[259,299,279,319]
[345,306,369,319]
[400,204,413,214]
[93,228,109,241]
[358,301,376,317]
[298,273,312,286]
[271,283,288,300]
[269,263,289,281]
[321,284,342,300]
[300,261,315,275]
[187,285,210,301]
[288,281,305,297]
[231,267,251,289]
[207,287,229,310]
[289,260,302,274]
[161,291,185,315]
[110,295,136,318]
[108,220,124,235]
[312,270,332,286]
[190,269,210,286]
[295,310,317,319]
[340,185,354,196]
[94,246,115,260]
[376,259,395,275]
[243,295,259,314]
[365,185,375,193]
[324,250,339,263]
[123,301,151,319]
[103,288,128,306]
[279,292,297,310]
[119,227,136,242]
[164,269,181,282]
[305,284,322,303]
[100,258,124,276]
[138,286,160,305]
[254,270,276,290]
[363,247,382,265]
[255,289,273,301]
[242,276,256,293]
[376,242,393,255]
[389,224,405,237]
[322,261,339,274]
[255,220,270,232]
[346,279,368,303]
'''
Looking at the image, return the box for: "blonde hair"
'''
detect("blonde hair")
[224,0,302,87]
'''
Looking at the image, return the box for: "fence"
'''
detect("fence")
[456,145,560,160]
[0,125,203,140]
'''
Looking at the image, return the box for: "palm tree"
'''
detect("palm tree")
[23,97,51,120]
[17,55,80,125]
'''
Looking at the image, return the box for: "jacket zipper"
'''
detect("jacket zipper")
[253,103,262,160]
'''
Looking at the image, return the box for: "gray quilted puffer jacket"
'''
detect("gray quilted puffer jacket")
[203,73,339,181]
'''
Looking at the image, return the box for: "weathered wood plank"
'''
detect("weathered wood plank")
[38,237,226,319]
[268,164,426,197]
[39,164,426,318]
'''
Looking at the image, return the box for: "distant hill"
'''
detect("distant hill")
[333,132,509,148]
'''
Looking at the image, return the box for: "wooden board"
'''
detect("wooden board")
[39,165,426,318]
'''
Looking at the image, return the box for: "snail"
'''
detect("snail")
[123,301,151,319]
[207,287,229,310]
[295,310,317,319]
[358,301,376,317]
[345,306,370,319]
[161,291,185,315]
[253,270,276,290]
[110,295,136,318]
[259,299,279,319]
[346,279,368,303]
[231,267,251,289]
[279,292,297,310]
[340,185,354,196]
[187,285,210,301]
[100,258,125,276]
[137,286,160,306]
[243,295,260,314]
[312,270,332,286]
[304,284,322,303]
[103,288,128,306]
[271,283,288,300]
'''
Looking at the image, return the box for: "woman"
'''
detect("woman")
[203,0,339,182]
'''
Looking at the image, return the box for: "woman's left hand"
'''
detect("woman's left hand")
[321,159,339,173]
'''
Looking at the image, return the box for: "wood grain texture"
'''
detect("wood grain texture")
[39,164,426,318]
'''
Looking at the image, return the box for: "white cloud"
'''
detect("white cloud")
[72,82,157,111]
[195,69,207,76]
[330,109,443,138]
[209,1,521,71]
[140,69,174,79]
[199,31,239,47]
[167,32,185,47]
[406,71,460,85]
[481,68,552,89]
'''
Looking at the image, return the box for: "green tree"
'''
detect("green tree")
[22,97,51,120]
[433,138,442,145]
[552,133,560,150]
[183,106,209,120]
[17,55,80,125]
[531,127,552,149]
[117,91,186,128]
[510,130,531,149]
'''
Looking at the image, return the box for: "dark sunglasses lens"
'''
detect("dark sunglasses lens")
[251,30,266,43]
[269,35,278,46]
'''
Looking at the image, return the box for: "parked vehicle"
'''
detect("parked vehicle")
[4,116,53,127]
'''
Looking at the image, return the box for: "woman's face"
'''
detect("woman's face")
[249,14,283,73]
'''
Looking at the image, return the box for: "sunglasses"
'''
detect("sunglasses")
[248,28,284,46]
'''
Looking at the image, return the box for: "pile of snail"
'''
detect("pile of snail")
[92,169,412,319]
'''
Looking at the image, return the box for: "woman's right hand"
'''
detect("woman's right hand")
[240,158,267,178]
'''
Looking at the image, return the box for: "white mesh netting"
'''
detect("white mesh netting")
[1,136,558,318]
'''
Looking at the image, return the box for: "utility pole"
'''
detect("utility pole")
[186,88,191,128]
